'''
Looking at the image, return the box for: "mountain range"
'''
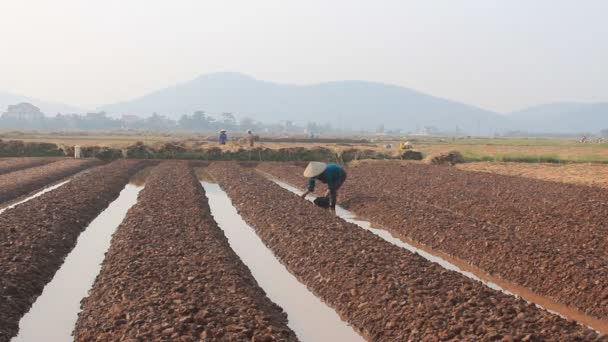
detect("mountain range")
[100,72,507,134]
[508,102,608,133]
[2,72,606,134]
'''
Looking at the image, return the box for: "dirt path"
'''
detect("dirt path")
[258,161,608,323]
[0,157,59,176]
[0,160,145,342]
[0,158,99,205]
[74,161,296,341]
[210,162,603,341]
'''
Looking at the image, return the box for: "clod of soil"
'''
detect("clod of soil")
[0,158,99,205]
[73,161,296,341]
[209,162,604,341]
[0,160,146,342]
[0,157,58,176]
[259,160,608,322]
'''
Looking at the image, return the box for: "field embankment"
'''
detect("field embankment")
[0,159,100,205]
[73,161,296,341]
[209,162,601,341]
[0,160,145,342]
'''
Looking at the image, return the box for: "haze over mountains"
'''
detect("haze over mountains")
[508,102,608,133]
[0,91,87,116]
[2,72,606,134]
[101,72,507,135]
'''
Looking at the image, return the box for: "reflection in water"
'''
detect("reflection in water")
[12,184,143,342]
[201,182,364,342]
[0,180,70,215]
[271,179,607,334]
[194,168,215,183]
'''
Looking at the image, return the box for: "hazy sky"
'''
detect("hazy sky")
[0,0,606,112]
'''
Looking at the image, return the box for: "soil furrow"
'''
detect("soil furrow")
[0,160,145,342]
[73,161,297,341]
[258,161,608,321]
[0,157,59,176]
[210,162,604,341]
[0,159,100,205]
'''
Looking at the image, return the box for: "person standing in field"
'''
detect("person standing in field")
[300,162,347,211]
[246,129,255,147]
[218,129,228,145]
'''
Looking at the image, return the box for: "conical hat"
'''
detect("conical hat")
[303,162,327,177]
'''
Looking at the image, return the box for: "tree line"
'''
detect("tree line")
[0,108,337,134]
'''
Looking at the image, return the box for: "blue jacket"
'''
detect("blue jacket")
[219,132,228,144]
[307,163,347,207]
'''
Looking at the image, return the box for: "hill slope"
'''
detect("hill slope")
[509,102,608,133]
[101,72,506,134]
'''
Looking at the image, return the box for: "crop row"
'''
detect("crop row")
[342,161,608,320]
[0,159,100,205]
[0,160,145,342]
[257,161,608,322]
[210,162,600,341]
[74,161,296,341]
[0,157,57,176]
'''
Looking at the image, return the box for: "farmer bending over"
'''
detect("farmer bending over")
[301,162,347,210]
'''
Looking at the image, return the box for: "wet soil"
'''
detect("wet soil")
[12,184,143,342]
[0,160,145,342]
[73,161,296,341]
[202,181,363,341]
[342,161,608,321]
[0,159,99,205]
[209,162,604,341]
[0,158,58,176]
[0,180,70,215]
[272,178,608,334]
[259,161,608,322]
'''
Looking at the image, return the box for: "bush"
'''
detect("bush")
[0,139,65,157]
[401,150,423,160]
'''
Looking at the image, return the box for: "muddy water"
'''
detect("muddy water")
[201,181,364,342]
[270,178,608,334]
[12,184,143,342]
[0,180,70,215]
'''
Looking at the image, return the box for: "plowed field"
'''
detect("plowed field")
[74,161,296,341]
[0,157,58,175]
[257,161,608,324]
[2,159,606,341]
[211,162,602,341]
[0,159,99,205]
[0,160,145,341]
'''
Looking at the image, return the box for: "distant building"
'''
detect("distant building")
[2,102,45,122]
[410,126,438,136]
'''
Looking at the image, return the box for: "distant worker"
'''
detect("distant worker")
[246,129,255,147]
[219,129,228,145]
[301,162,347,211]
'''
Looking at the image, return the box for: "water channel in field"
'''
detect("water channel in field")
[12,183,143,342]
[268,177,607,335]
[201,181,364,342]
